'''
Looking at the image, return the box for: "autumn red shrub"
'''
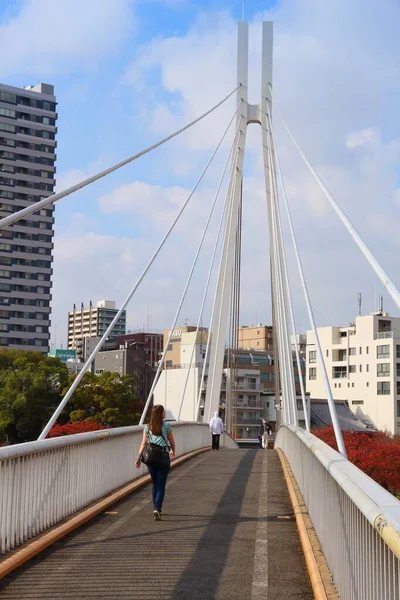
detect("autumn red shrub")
[313,427,400,497]
[48,420,107,438]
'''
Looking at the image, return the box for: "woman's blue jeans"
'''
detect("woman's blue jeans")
[147,464,170,511]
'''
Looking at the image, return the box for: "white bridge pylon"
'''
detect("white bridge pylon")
[202,22,297,423]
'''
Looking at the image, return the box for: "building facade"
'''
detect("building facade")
[67,300,126,361]
[0,82,57,352]
[154,326,306,437]
[306,312,400,434]
[93,332,163,402]
[238,324,273,351]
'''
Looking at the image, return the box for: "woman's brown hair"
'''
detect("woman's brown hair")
[148,404,164,436]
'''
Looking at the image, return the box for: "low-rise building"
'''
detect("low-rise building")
[306,312,400,434]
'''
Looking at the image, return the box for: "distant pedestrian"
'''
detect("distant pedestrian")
[258,419,265,449]
[136,405,176,521]
[209,411,224,450]
[262,419,272,449]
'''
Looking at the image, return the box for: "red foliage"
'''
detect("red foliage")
[313,427,400,496]
[48,420,107,438]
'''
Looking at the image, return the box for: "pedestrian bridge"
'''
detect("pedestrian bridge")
[0,423,399,599]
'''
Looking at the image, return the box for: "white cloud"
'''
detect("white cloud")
[0,0,135,77]
[50,0,400,342]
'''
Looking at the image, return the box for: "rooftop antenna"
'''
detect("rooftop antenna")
[358,293,362,316]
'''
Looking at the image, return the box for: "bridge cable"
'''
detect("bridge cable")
[176,121,242,421]
[39,100,242,440]
[0,87,240,232]
[262,112,296,425]
[195,144,241,421]
[139,101,243,425]
[267,137,298,425]
[268,84,400,313]
[266,100,347,455]
[264,103,309,431]
[198,144,241,423]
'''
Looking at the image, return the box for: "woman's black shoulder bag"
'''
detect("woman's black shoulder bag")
[141,428,170,467]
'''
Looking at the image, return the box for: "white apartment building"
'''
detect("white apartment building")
[306,312,400,434]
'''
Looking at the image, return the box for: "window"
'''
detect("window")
[397,345,400,359]
[366,364,369,372]
[0,108,15,118]
[366,346,369,355]
[360,365,362,372]
[340,331,347,337]
[43,101,51,111]
[0,122,15,133]
[0,337,8,345]
[166,360,172,367]
[42,130,50,139]
[352,383,354,387]
[377,363,390,377]
[377,382,390,395]
[326,349,329,357]
[0,270,10,278]
[309,367,317,380]
[377,345,390,359]
[349,365,356,373]
[0,191,13,200]
[42,117,50,125]
[359,347,362,355]
[366,382,369,387]
[0,92,16,103]
[338,350,347,361]
[41,170,51,178]
[349,347,356,355]
[167,344,173,351]
[352,401,364,405]
[0,137,15,147]
[0,203,12,212]
[397,363,400,378]
[309,350,317,363]
[397,400,400,418]
[0,323,8,331]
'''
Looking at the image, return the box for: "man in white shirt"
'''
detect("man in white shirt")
[209,411,224,451]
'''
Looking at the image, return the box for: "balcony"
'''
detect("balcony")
[333,371,347,379]
[375,331,393,340]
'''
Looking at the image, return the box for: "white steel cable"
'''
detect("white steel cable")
[264,105,308,429]
[176,122,242,421]
[269,84,400,313]
[263,123,292,423]
[139,103,243,426]
[39,101,242,440]
[198,147,241,422]
[265,99,346,455]
[0,87,239,231]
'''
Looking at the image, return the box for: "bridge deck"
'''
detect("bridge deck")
[0,449,313,600]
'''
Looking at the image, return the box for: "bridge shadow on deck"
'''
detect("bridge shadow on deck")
[0,449,312,600]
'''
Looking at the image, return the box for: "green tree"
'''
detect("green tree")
[65,371,144,427]
[0,350,69,444]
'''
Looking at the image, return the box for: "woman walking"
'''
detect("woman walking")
[135,405,176,521]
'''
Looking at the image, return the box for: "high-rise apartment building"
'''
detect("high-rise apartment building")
[306,312,400,434]
[67,300,126,360]
[0,82,57,352]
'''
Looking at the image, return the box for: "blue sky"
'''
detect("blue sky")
[1,0,400,347]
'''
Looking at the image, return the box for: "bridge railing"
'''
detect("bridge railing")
[275,425,400,600]
[0,422,235,556]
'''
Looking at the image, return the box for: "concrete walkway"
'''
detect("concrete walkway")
[0,449,313,600]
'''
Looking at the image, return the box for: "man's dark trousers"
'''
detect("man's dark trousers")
[212,434,220,450]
